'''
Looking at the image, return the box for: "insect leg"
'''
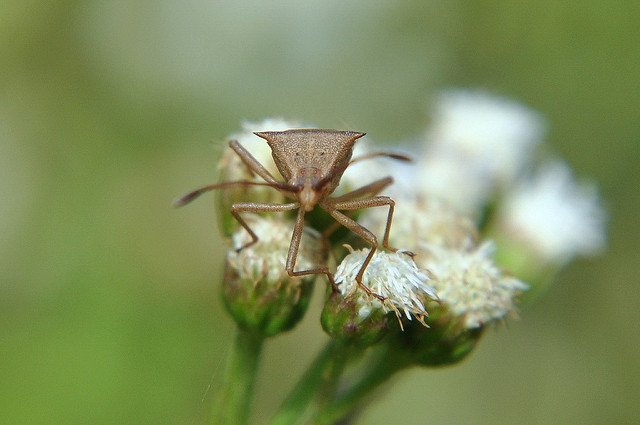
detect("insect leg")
[322,196,403,301]
[286,207,336,287]
[331,196,398,252]
[322,206,385,300]
[330,177,394,203]
[229,140,281,186]
[321,177,394,240]
[333,196,402,255]
[231,202,299,251]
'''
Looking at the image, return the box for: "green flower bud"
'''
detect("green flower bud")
[321,290,389,347]
[391,301,483,367]
[222,214,324,337]
[322,248,437,346]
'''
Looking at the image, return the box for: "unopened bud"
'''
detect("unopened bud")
[223,215,324,337]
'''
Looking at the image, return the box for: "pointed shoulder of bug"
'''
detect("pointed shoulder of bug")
[254,129,365,187]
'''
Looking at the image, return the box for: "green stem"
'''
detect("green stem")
[211,328,265,425]
[312,349,406,425]
[269,340,349,425]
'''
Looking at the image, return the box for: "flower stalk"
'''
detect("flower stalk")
[269,340,353,425]
[211,329,265,425]
[311,345,409,425]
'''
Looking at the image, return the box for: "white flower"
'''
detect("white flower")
[416,151,494,216]
[227,214,323,285]
[334,249,438,324]
[426,89,546,185]
[419,241,528,329]
[359,196,477,251]
[498,160,607,264]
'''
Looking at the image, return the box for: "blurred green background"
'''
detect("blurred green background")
[2,1,638,424]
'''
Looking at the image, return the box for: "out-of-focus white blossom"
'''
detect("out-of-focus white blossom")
[498,160,607,264]
[334,249,437,324]
[339,139,416,198]
[426,89,546,185]
[419,241,528,329]
[228,214,323,285]
[416,151,494,216]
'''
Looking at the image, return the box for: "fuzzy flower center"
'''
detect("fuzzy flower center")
[420,241,528,329]
[227,215,322,285]
[334,248,438,324]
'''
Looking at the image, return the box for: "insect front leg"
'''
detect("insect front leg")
[330,177,394,203]
[331,196,398,253]
[322,206,385,301]
[286,208,336,287]
[321,177,395,239]
[322,196,403,301]
[229,140,281,186]
[231,202,299,251]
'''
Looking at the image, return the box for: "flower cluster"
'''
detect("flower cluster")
[357,196,527,333]
[183,95,607,424]
[214,94,606,341]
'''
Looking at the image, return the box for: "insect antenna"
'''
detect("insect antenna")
[349,151,413,165]
[173,180,297,207]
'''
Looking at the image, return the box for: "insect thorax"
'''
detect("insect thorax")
[254,129,364,190]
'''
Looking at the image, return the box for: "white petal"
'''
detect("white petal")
[499,160,607,263]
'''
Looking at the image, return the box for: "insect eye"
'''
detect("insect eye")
[320,151,325,156]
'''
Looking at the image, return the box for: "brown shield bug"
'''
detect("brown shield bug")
[175,129,410,299]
